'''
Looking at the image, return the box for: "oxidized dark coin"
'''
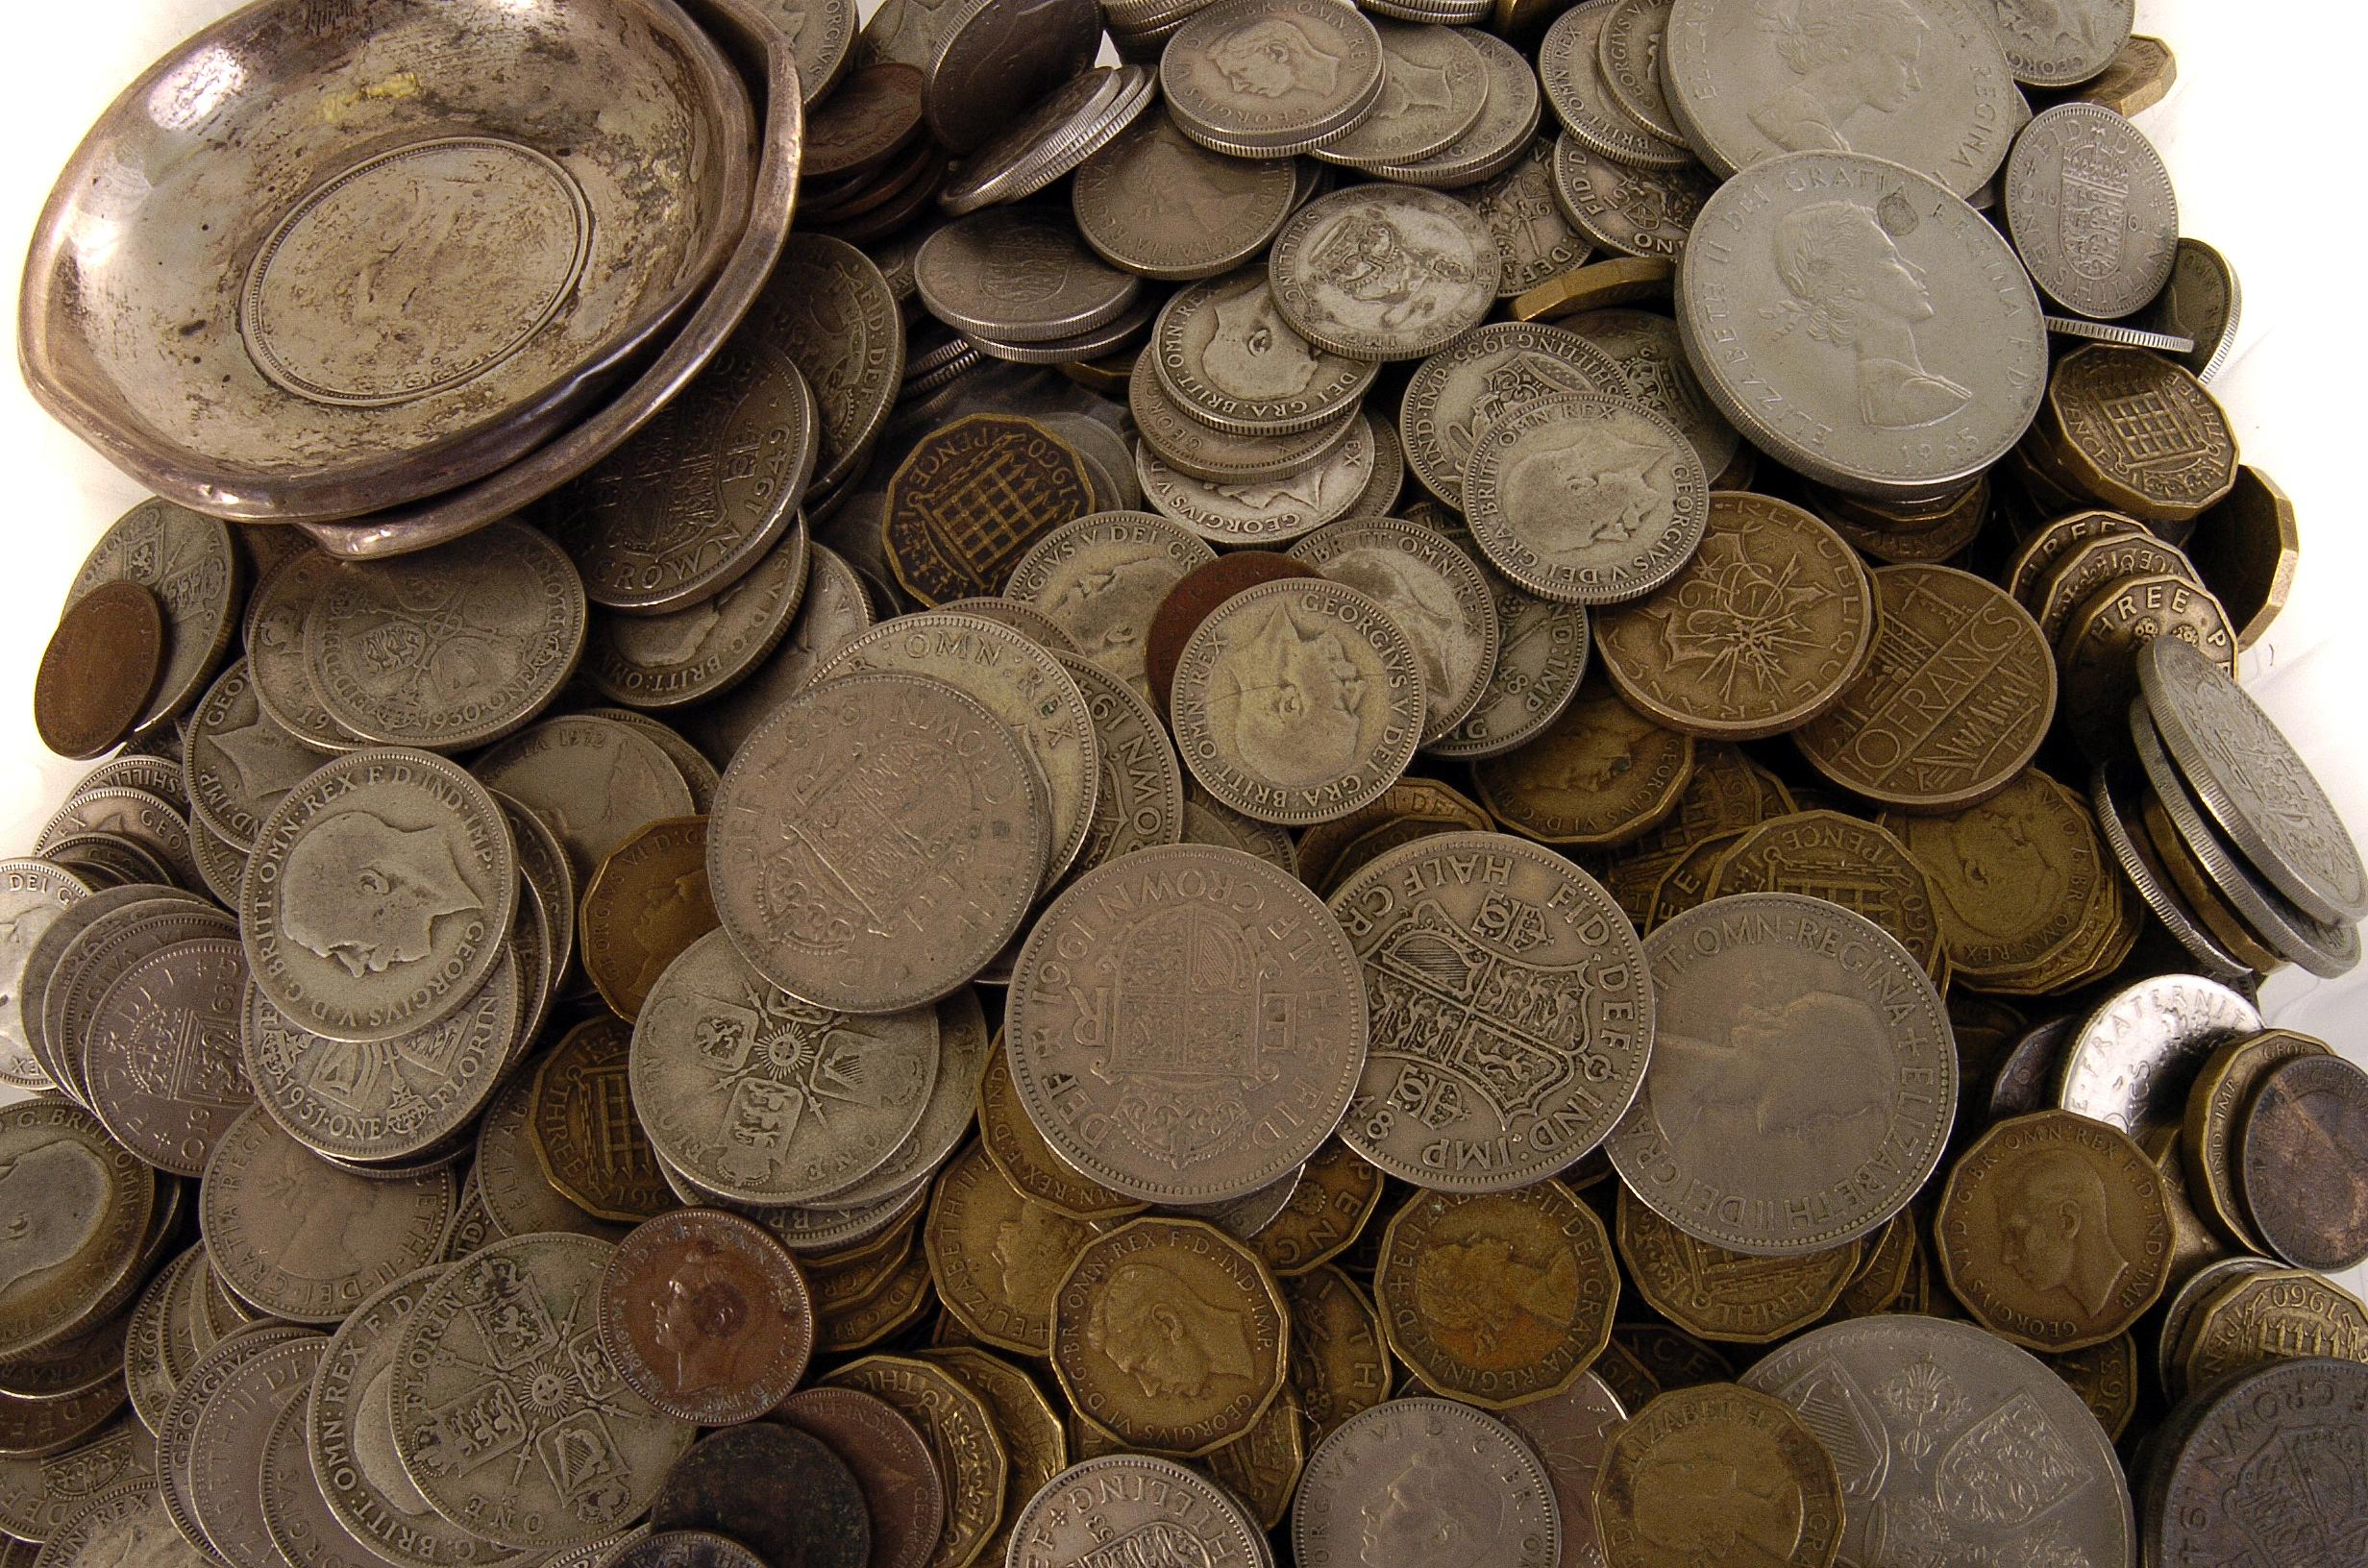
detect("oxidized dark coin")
[598,1209,816,1426]
[882,414,1097,605]
[774,1387,945,1568]
[2237,1054,2368,1273]
[35,582,162,761]
[651,1424,871,1568]
[803,64,926,181]
[610,1532,766,1568]
[1142,551,1320,714]
[2139,1357,2368,1568]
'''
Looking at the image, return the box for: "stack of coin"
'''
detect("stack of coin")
[13,0,2368,1562]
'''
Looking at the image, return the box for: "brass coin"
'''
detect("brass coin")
[2003,509,2143,608]
[921,1347,1067,1568]
[477,1051,629,1244]
[1794,565,2055,812]
[1599,741,1788,929]
[1510,257,1675,323]
[1592,1383,1844,1568]
[1295,776,1494,897]
[2056,571,2235,763]
[2041,343,2238,524]
[1281,1265,1392,1447]
[598,1209,815,1425]
[772,1387,945,1568]
[1473,668,1694,847]
[2030,527,2205,645]
[1595,1324,1733,1414]
[2174,1267,2368,1398]
[1703,811,1946,983]
[527,1017,670,1224]
[1050,1217,1288,1458]
[2183,465,2295,652]
[2141,1123,2229,1297]
[814,1238,935,1353]
[1614,1188,1859,1344]
[1830,1210,1918,1320]
[974,1044,1145,1224]
[2181,1029,2331,1254]
[1376,1179,1618,1408]
[35,582,162,762]
[1936,1109,2172,1352]
[579,817,717,1023]
[1189,1378,1303,1531]
[2237,1054,2368,1273]
[1243,1140,1386,1278]
[819,1355,1009,1568]
[2043,1332,2137,1441]
[922,1140,1099,1358]
[881,414,1097,606]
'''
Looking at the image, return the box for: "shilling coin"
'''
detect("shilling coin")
[1131,362,1362,484]
[0,862,90,1090]
[597,1210,816,1425]
[1289,517,1503,741]
[529,1017,671,1223]
[1594,493,1870,739]
[582,520,811,712]
[920,0,1103,154]
[772,1387,945,1568]
[1160,0,1387,155]
[579,818,718,1025]
[242,551,367,753]
[473,716,692,890]
[1677,153,2046,499]
[1662,0,2021,196]
[1471,667,1693,846]
[198,1109,454,1323]
[1609,893,1955,1255]
[1269,185,1501,359]
[0,1416,152,1544]
[1792,565,2054,812]
[1004,512,1219,702]
[390,1235,695,1548]
[768,0,857,105]
[2138,235,2243,383]
[879,414,1098,605]
[1071,110,1300,282]
[938,67,1155,215]
[632,929,940,1205]
[1371,30,1546,188]
[35,583,162,763]
[242,747,515,1044]
[922,1140,1099,1357]
[682,543,876,768]
[1399,321,1632,512]
[80,938,251,1177]
[303,521,585,752]
[975,1045,1148,1225]
[2140,1357,2368,1568]
[1377,1180,1620,1406]
[0,1103,152,1362]
[1471,138,1594,296]
[1742,1316,2134,1568]
[1538,0,1691,170]
[653,1433,871,1568]
[2236,1055,2368,1273]
[72,757,186,812]
[1152,270,1379,438]
[2004,104,2177,320]
[1012,1458,1264,1568]
[1049,1217,1288,1456]
[37,834,172,895]
[915,210,1142,343]
[35,1482,209,1568]
[1170,577,1425,825]
[1312,22,1492,167]
[545,340,817,615]
[819,1355,1008,1568]
[1462,392,1709,607]
[183,1333,324,1567]
[64,499,239,737]
[1616,1188,1859,1343]
[1052,653,1187,880]
[35,793,195,894]
[1007,844,1367,1203]
[1137,414,1379,546]
[181,660,323,853]
[1328,833,1651,1190]
[1295,1398,1560,1568]
[1550,134,1712,262]
[1936,1109,2171,1351]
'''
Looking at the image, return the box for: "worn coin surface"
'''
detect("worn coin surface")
[1539,0,1690,170]
[36,1481,208,1568]
[820,1354,1008,1568]
[1743,1315,2135,1568]
[1316,21,1491,165]
[184,1331,324,1567]
[1269,185,1501,359]
[744,235,902,499]
[242,747,515,1045]
[1593,1382,1841,1568]
[1051,1217,1287,1457]
[706,673,1048,1012]
[1705,811,1944,980]
[1472,668,1694,846]
[925,1347,1068,1566]
[1154,270,1379,437]
[1610,893,1954,1255]
[2054,972,2260,1142]
[65,499,239,737]
[772,1387,944,1568]
[79,939,250,1177]
[0,862,90,1090]
[475,716,694,893]
[35,791,195,894]
[923,1140,1097,1357]
[808,987,991,1212]
[1596,0,1681,140]
[581,524,810,713]
[916,210,1142,344]
[1880,770,2109,987]
[975,1046,1147,1225]
[2004,104,2177,321]
[199,1108,452,1323]
[2237,1055,2368,1273]
[1290,517,1503,741]
[1371,28,1542,186]
[1616,1188,1858,1343]
[36,582,161,762]
[631,929,939,1206]
[242,551,365,754]
[1294,1396,1560,1568]
[1404,324,1648,522]
[1552,135,1711,263]
[1005,513,1218,701]
[2173,1268,2368,1400]
[527,1017,668,1223]
[1470,138,1593,298]
[1007,844,1366,1204]
[0,1415,152,1544]
[1138,414,1379,546]
[579,818,716,1024]
[598,1210,815,1426]
[1280,1265,1389,1447]
[1131,362,1361,484]
[475,1050,629,1244]
[2139,1357,2367,1568]
[1159,0,1386,154]
[682,542,875,768]
[921,0,1103,153]
[1427,550,1592,762]
[1937,1110,2171,1352]
[391,1234,694,1548]
[1011,1456,1264,1568]
[182,660,324,854]
[1497,1371,1623,1568]
[1053,654,1187,887]
[0,1102,150,1363]
[1072,110,1298,281]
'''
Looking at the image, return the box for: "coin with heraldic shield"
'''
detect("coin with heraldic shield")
[1010,1457,1265,1568]
[82,938,251,1177]
[2139,1358,2368,1568]
[1270,185,1501,359]
[2004,103,2178,322]
[530,1017,671,1222]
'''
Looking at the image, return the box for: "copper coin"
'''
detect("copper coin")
[2237,1054,2368,1273]
[599,1210,817,1426]
[803,63,926,182]
[651,1424,870,1568]
[1141,551,1320,715]
[34,582,163,760]
[774,1387,946,1568]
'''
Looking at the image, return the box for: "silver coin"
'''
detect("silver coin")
[1677,151,2047,499]
[1596,0,1683,143]
[2089,761,2253,985]
[83,939,253,1178]
[1269,185,1501,359]
[495,790,576,1000]
[0,862,89,1091]
[2044,315,2194,353]
[1398,320,1634,510]
[74,758,185,811]
[932,597,1079,652]
[1538,0,1693,170]
[1051,652,1188,876]
[1151,269,1380,438]
[1461,391,1710,606]
[1290,516,1504,741]
[64,500,239,737]
[243,747,516,1045]
[1293,1397,1560,1568]
[39,1480,210,1568]
[707,671,1048,1011]
[916,208,1142,344]
[1346,412,1407,518]
[1739,1316,2134,1568]
[473,716,693,890]
[2137,236,2242,383]
[35,836,171,898]
[1662,0,2025,198]
[744,236,906,496]
[14,883,184,1101]
[159,1334,325,1557]
[940,66,1155,215]
[2004,103,2178,321]
[198,1108,454,1322]
[1368,30,1545,188]
[1424,544,1592,761]
[1550,133,1712,261]
[1330,832,1651,1191]
[590,705,742,821]
[181,659,323,853]
[957,290,1158,363]
[1072,110,1300,282]
[241,551,366,754]
[1138,416,1380,547]
[803,986,993,1211]
[184,1335,324,1568]
[255,1395,384,1568]
[0,1416,152,1545]
[1160,0,1387,154]
[582,518,811,711]
[1470,137,1594,297]
[857,0,961,68]
[1497,1372,1623,1568]
[122,1250,193,1438]
[1182,783,1300,879]
[1132,363,1363,484]
[759,0,857,106]
[1173,1164,1304,1240]
[2053,972,2260,1142]
[1038,416,1146,513]
[304,520,587,752]
[1557,307,1741,478]
[1004,513,1219,702]
[36,792,196,893]
[921,0,1104,154]
[473,1058,628,1244]
[1311,22,1491,167]
[630,928,939,1204]
[1989,0,2132,87]
[1007,1458,1266,1568]
[44,897,233,1113]
[683,543,876,769]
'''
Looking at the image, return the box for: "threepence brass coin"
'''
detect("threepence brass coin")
[2040,344,2238,524]
[600,1210,817,1428]
[1189,1377,1300,1531]
[1376,1179,1619,1407]
[2044,1331,2139,1441]
[1051,1217,1288,1458]
[923,1346,1069,1567]
[1242,1140,1385,1280]
[1615,1187,1859,1344]
[1294,1396,1559,1568]
[821,1354,1008,1568]
[975,1045,1147,1224]
[36,582,162,762]
[773,1387,944,1568]
[523,1016,667,1226]
[473,1049,627,1244]
[2236,1054,2368,1273]
[1609,893,1955,1256]
[1281,1266,1391,1446]
[0,1103,152,1363]
[2174,1268,2368,1399]
[1936,1109,2171,1352]
[876,412,1098,607]
[2180,1029,2331,1253]
[923,1140,1098,1358]
[1328,831,1651,1190]
[580,817,717,1023]
[1593,1382,1841,1568]
[1473,668,1694,847]
[1703,810,1944,982]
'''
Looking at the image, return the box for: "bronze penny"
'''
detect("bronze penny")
[803,63,927,181]
[1142,551,1320,716]
[35,582,163,761]
[2237,1054,2368,1274]
[579,817,717,1023]
[651,1424,870,1568]
[882,414,1098,606]
[774,1387,946,1568]
[821,1354,1008,1568]
[2044,1333,2138,1441]
[530,1017,671,1224]
[2180,1029,2329,1253]
[600,1209,816,1427]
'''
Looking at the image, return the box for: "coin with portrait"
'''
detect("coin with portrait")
[599,1210,815,1426]
[1004,513,1218,700]
[1592,1382,1842,1568]
[924,1141,1098,1358]
[1153,269,1379,436]
[1290,517,1503,741]
[1472,668,1694,847]
[1398,321,1632,511]
[1071,111,1299,281]
[1159,0,1386,153]
[1292,1397,1560,1568]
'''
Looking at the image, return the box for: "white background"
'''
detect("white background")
[2,1,2364,1288]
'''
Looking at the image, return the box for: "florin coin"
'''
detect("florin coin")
[2235,1055,2368,1273]
[1290,517,1503,741]
[1071,111,1300,282]
[580,521,811,712]
[1615,1188,1859,1343]
[1159,0,1387,155]
[1471,667,1694,847]
[1004,513,1219,702]
[597,1210,815,1425]
[2004,104,2177,321]
[1152,270,1379,438]
[1293,1397,1559,1568]
[81,939,251,1177]
[1608,893,1954,1255]
[771,1387,944,1568]
[580,818,718,1024]
[35,583,161,763]
[819,1355,1008,1568]
[1470,139,1594,297]
[183,1333,324,1567]
[35,793,195,894]
[1268,185,1501,359]
[0,1103,152,1363]
[807,987,993,1211]
[63,499,239,738]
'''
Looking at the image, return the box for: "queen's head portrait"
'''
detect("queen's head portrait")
[1650,988,1893,1156]
[1209,600,1368,789]
[1411,1236,1582,1366]
[282,811,482,979]
[1358,1440,1508,1568]
[1205,17,1340,100]
[1750,0,1931,153]
[1085,1261,1258,1400]
[1500,423,1677,559]
[1202,282,1320,403]
[1765,198,1972,429]
[0,1140,109,1297]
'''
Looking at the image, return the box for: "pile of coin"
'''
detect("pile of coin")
[8,0,2368,1563]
